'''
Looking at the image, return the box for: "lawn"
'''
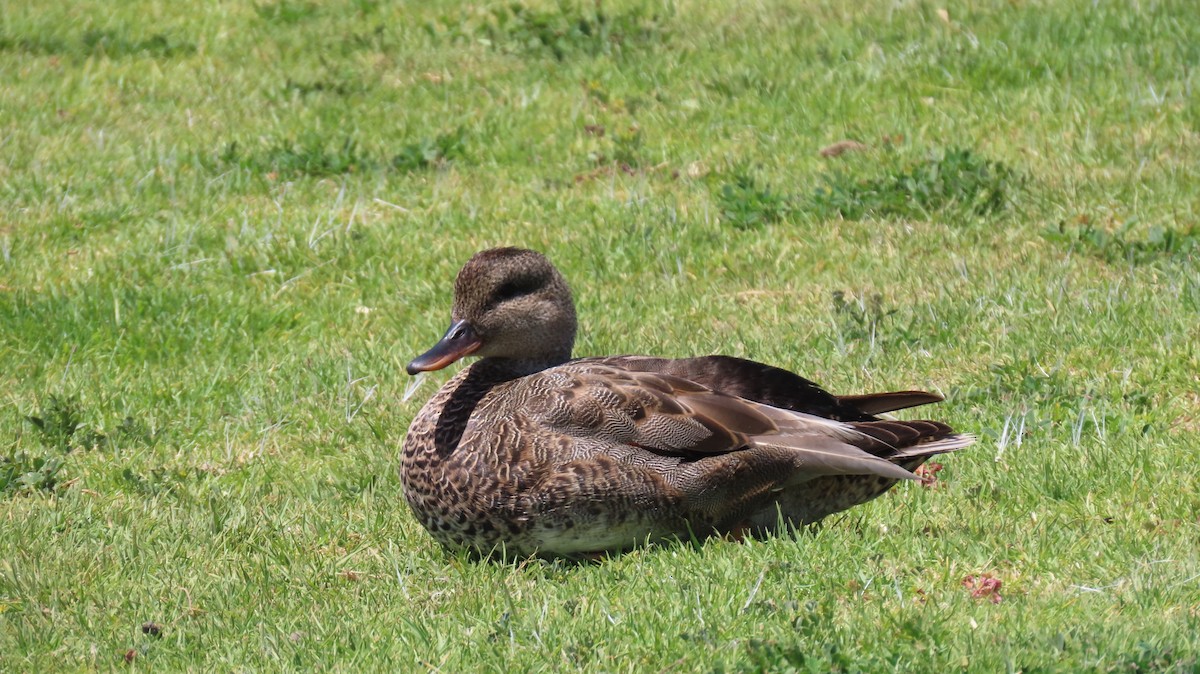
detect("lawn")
[1,0,1198,670]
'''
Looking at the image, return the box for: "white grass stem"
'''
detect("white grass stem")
[740,566,767,613]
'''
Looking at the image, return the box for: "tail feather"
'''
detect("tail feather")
[847,419,975,462]
[849,419,953,447]
[837,390,944,416]
[750,405,973,480]
[889,433,976,460]
[753,434,921,482]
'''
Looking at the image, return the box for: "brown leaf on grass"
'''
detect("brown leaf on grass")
[574,165,615,184]
[819,140,868,158]
[963,574,1003,604]
[574,161,671,184]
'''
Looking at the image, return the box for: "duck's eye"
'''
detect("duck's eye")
[494,279,537,303]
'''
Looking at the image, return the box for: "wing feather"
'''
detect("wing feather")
[536,363,965,483]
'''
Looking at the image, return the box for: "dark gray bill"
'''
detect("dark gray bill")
[406,319,482,374]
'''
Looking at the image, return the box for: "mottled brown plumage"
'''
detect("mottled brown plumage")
[402,248,974,559]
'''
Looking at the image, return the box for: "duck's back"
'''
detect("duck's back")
[580,355,944,421]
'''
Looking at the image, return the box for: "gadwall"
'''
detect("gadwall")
[402,247,973,559]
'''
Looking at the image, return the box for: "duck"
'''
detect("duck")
[401,247,973,559]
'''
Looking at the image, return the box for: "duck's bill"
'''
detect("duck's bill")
[406,320,482,374]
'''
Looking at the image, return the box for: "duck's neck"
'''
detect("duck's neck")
[472,351,571,380]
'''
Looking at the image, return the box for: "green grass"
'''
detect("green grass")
[2,0,1199,669]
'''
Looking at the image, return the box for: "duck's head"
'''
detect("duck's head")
[407,247,578,375]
